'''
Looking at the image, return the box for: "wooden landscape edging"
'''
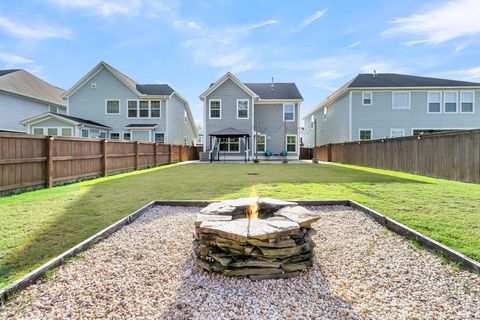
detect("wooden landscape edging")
[1,199,479,304]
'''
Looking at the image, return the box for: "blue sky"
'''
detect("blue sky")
[1,0,480,126]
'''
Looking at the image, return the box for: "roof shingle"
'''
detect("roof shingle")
[244,83,303,100]
[349,73,480,88]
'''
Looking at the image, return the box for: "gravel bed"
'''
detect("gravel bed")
[1,205,479,319]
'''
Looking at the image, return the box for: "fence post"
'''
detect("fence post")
[45,136,54,188]
[135,141,139,170]
[102,139,108,177]
[154,143,158,167]
[169,144,172,163]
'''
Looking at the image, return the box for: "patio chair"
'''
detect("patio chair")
[280,150,288,158]
[265,149,272,159]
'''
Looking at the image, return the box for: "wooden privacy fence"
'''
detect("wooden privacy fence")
[314,129,480,183]
[0,133,200,194]
[299,147,314,160]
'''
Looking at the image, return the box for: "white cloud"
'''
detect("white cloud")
[49,0,173,17]
[442,67,480,81]
[0,15,72,40]
[0,53,33,65]
[344,41,361,49]
[294,9,327,31]
[383,0,480,45]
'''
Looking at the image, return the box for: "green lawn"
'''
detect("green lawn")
[1,162,479,288]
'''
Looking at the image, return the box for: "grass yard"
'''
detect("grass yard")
[1,162,479,289]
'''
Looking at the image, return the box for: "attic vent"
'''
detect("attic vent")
[91,82,97,88]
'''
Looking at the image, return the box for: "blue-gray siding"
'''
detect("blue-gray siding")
[167,94,197,145]
[311,94,350,145]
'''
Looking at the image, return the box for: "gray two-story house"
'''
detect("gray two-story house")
[0,69,67,133]
[22,61,198,144]
[303,73,480,146]
[200,72,303,161]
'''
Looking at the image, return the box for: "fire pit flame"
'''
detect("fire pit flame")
[246,187,259,236]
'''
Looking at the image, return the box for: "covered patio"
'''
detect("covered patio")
[208,127,250,162]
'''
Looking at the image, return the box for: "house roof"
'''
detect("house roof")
[209,127,250,137]
[349,73,480,88]
[21,112,110,129]
[0,69,66,106]
[136,84,174,96]
[244,83,303,100]
[125,124,158,128]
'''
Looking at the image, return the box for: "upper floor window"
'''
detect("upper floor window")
[150,101,161,118]
[362,92,372,105]
[428,92,441,113]
[106,99,120,114]
[390,128,405,138]
[139,101,149,117]
[49,105,58,113]
[209,100,221,119]
[460,91,474,113]
[283,103,295,122]
[128,100,138,117]
[237,99,249,119]
[359,129,372,140]
[392,92,411,109]
[444,92,458,113]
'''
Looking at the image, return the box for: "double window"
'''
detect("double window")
[127,100,161,118]
[359,129,372,140]
[237,99,249,119]
[106,99,120,114]
[219,138,239,152]
[392,92,411,109]
[209,100,221,119]
[286,135,297,153]
[362,92,372,105]
[283,103,295,121]
[256,134,266,152]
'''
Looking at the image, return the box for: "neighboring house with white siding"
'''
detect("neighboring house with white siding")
[200,72,303,161]
[303,73,480,146]
[21,61,198,144]
[0,69,66,133]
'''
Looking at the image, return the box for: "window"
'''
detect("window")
[209,100,221,119]
[390,128,405,138]
[283,104,295,121]
[323,107,327,120]
[460,92,474,113]
[110,132,120,140]
[362,92,372,105]
[33,128,44,135]
[392,92,410,109]
[219,138,239,152]
[99,132,107,139]
[359,129,372,140]
[444,92,458,113]
[47,128,58,136]
[49,105,58,113]
[256,135,266,152]
[155,133,165,143]
[237,99,249,119]
[428,92,441,113]
[139,101,149,117]
[81,129,89,138]
[61,128,72,137]
[150,101,161,118]
[123,132,131,141]
[286,135,297,152]
[128,100,138,118]
[106,100,120,114]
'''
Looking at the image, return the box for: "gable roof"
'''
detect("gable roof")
[244,83,303,100]
[21,112,110,129]
[200,72,259,99]
[349,73,480,88]
[0,69,66,107]
[136,84,174,95]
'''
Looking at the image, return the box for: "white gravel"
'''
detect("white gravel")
[1,205,479,320]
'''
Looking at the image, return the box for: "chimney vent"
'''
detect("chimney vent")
[373,70,376,79]
[271,77,274,92]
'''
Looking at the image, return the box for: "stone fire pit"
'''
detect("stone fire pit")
[193,198,320,280]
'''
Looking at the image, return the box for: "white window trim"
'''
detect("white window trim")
[98,131,107,139]
[460,91,475,114]
[236,99,249,119]
[122,132,131,141]
[138,100,150,118]
[150,100,162,118]
[392,91,411,110]
[109,132,121,140]
[359,128,373,140]
[443,91,459,114]
[427,91,442,114]
[219,137,240,153]
[255,134,267,153]
[31,126,74,137]
[154,132,166,144]
[49,105,59,113]
[283,103,295,122]
[127,99,139,119]
[362,91,372,106]
[285,134,297,153]
[105,99,121,115]
[390,128,405,138]
[209,99,222,119]
[81,128,90,138]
